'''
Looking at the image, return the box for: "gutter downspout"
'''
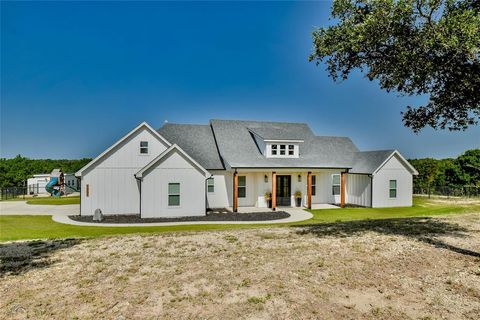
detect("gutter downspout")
[205,174,212,214]
[79,177,82,216]
[134,174,142,217]
[369,174,373,208]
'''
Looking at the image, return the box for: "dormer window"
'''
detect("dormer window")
[140,141,149,154]
[267,143,299,158]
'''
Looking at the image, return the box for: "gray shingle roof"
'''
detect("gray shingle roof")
[157,124,224,170]
[157,119,404,174]
[248,127,306,140]
[350,150,395,174]
[210,119,358,168]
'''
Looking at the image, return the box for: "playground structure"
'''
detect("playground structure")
[45,169,65,197]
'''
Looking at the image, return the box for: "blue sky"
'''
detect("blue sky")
[1,1,478,160]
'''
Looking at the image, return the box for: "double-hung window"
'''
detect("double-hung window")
[332,174,341,195]
[311,175,316,196]
[207,178,215,193]
[168,183,180,206]
[140,141,149,154]
[279,145,286,155]
[389,180,397,198]
[238,176,246,198]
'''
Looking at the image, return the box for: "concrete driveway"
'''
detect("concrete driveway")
[0,201,79,216]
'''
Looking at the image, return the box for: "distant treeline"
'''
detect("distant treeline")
[1,150,479,189]
[409,149,480,188]
[0,155,92,188]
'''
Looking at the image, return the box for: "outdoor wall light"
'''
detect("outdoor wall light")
[298,175,302,182]
[264,175,268,183]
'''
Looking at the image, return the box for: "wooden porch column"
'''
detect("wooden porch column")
[233,171,238,212]
[271,171,277,211]
[341,172,346,208]
[307,171,312,209]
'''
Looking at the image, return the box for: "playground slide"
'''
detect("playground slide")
[45,177,62,196]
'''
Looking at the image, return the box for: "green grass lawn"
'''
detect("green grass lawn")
[0,197,478,242]
[301,197,479,224]
[26,196,80,205]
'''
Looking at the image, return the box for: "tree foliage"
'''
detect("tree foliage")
[310,0,480,132]
[0,155,91,188]
[409,149,480,188]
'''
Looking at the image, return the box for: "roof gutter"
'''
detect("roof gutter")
[231,166,353,170]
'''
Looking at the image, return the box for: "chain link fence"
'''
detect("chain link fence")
[414,186,480,198]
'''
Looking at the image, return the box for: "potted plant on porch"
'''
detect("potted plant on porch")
[264,191,272,208]
[294,191,302,207]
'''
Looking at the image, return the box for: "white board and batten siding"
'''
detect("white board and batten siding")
[141,150,207,218]
[372,154,413,207]
[206,170,233,208]
[346,174,372,207]
[80,126,169,215]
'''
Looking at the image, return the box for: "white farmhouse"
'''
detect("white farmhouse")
[76,120,418,217]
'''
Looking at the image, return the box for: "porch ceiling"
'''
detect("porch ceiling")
[234,168,348,173]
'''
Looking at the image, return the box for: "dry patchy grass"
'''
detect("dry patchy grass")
[1,213,480,319]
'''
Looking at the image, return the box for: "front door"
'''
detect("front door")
[276,175,291,206]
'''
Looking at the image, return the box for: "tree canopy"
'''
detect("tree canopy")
[409,149,480,188]
[310,0,480,132]
[0,155,91,188]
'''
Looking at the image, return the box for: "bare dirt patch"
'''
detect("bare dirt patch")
[1,213,479,319]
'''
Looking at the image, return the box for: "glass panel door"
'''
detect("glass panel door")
[276,175,291,206]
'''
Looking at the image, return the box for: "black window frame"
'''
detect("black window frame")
[332,174,341,195]
[140,141,149,154]
[168,183,180,206]
[207,177,215,193]
[238,176,246,198]
[311,175,316,196]
[389,180,397,198]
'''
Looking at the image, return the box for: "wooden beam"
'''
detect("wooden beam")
[233,171,238,212]
[271,171,277,211]
[341,172,346,208]
[307,172,312,209]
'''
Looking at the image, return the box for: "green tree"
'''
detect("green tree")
[435,159,465,186]
[409,158,438,188]
[457,149,480,185]
[310,0,480,132]
[0,156,91,188]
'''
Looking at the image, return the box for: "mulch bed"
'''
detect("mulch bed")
[69,211,290,224]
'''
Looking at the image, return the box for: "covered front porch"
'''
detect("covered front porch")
[226,203,339,213]
[231,168,347,212]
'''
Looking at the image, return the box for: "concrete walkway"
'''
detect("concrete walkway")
[52,208,313,227]
[0,201,79,216]
[311,204,339,210]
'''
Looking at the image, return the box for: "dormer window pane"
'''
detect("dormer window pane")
[288,145,294,155]
[280,145,286,155]
[271,144,277,155]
